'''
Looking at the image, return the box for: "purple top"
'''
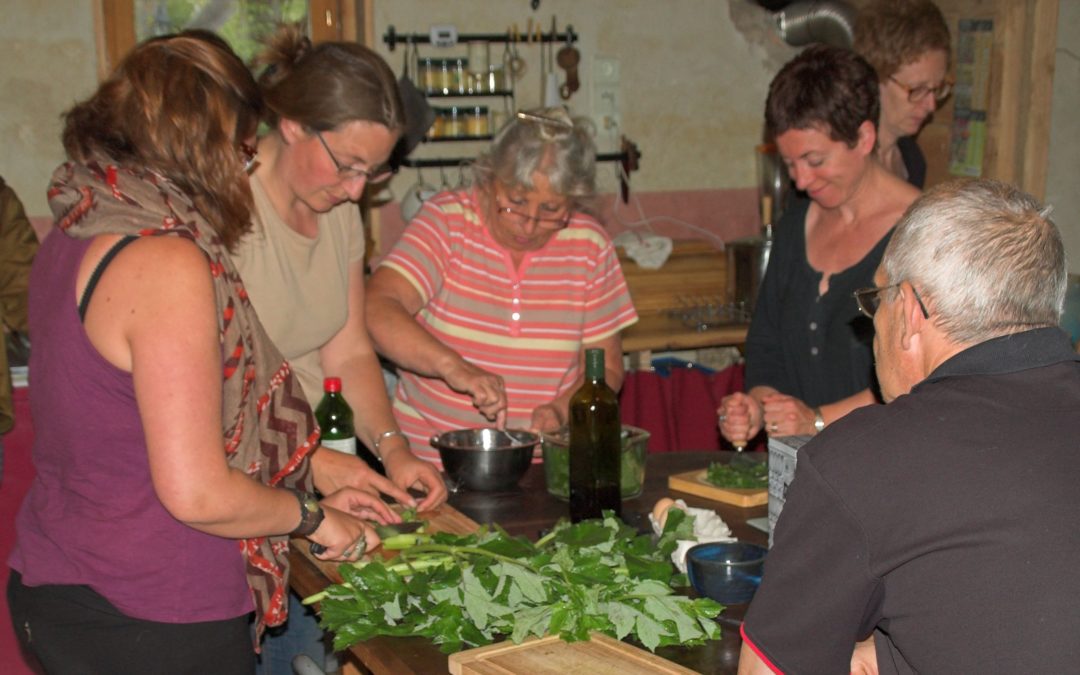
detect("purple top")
[9,232,253,623]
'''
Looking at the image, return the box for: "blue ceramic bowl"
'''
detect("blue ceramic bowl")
[686,541,767,605]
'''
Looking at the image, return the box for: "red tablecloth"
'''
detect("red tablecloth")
[1,387,38,673]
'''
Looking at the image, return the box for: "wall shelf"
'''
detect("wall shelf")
[401,151,636,170]
[384,25,578,51]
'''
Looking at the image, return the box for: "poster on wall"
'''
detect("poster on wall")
[949,19,993,177]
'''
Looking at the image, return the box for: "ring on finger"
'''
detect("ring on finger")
[351,534,367,558]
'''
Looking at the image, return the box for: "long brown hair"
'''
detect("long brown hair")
[62,33,263,249]
[254,23,404,134]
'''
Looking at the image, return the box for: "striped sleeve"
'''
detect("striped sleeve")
[377,198,456,304]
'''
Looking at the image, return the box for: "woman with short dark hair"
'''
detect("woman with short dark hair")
[718,45,920,445]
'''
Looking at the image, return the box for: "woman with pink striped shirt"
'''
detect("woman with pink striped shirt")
[366,108,638,464]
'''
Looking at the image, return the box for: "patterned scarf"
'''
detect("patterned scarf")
[47,158,319,643]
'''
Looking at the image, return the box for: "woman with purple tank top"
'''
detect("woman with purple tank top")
[5,33,400,674]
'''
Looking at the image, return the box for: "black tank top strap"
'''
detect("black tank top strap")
[78,235,139,323]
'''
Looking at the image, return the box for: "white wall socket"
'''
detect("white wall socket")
[592,55,621,132]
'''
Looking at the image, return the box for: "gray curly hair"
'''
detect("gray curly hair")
[472,106,598,215]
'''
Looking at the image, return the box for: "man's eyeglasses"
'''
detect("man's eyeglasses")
[315,131,393,183]
[496,204,570,228]
[888,76,953,104]
[854,283,930,319]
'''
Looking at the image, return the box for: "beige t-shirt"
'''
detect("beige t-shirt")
[232,175,365,408]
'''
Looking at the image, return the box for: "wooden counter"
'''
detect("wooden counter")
[622,313,748,354]
[618,241,748,360]
[289,451,767,675]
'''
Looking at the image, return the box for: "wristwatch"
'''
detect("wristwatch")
[812,407,826,433]
[290,490,325,536]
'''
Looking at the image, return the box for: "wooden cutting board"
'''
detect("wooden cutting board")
[448,633,698,675]
[668,469,768,507]
[293,502,480,585]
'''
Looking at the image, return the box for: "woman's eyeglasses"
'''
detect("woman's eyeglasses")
[496,204,570,228]
[315,131,393,183]
[888,76,953,104]
[854,283,930,319]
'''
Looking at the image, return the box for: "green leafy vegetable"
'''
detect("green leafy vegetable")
[705,459,768,489]
[305,513,722,654]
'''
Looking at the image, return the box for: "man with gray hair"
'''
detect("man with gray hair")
[738,179,1080,674]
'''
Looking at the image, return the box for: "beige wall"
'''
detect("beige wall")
[3,1,799,217]
[1,2,99,216]
[372,1,798,199]
[1046,1,1080,273]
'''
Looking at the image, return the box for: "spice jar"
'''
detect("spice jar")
[465,106,490,137]
[467,43,490,93]
[449,58,468,94]
[442,106,465,138]
[487,65,507,93]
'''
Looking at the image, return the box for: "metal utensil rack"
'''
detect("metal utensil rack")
[385,23,640,197]
[383,25,579,51]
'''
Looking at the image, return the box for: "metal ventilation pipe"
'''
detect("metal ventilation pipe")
[775,0,856,49]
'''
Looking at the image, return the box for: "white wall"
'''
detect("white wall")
[372,1,798,198]
[1046,0,1080,273]
[0,2,98,216]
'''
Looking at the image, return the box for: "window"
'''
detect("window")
[134,0,309,63]
[98,0,366,74]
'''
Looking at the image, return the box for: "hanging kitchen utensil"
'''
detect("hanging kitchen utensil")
[542,18,560,107]
[557,34,580,100]
[400,167,438,223]
[508,24,526,81]
[455,161,471,190]
[390,38,436,169]
[619,135,641,204]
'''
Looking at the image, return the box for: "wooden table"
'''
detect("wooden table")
[289,451,768,675]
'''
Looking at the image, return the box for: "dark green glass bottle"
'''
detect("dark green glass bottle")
[568,348,621,522]
[315,377,356,455]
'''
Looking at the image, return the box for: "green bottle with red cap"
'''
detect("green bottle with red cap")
[315,377,356,455]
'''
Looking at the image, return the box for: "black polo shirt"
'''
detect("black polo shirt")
[742,327,1080,673]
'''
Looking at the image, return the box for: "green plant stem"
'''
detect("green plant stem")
[400,544,539,573]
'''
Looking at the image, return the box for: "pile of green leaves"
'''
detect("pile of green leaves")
[705,458,768,489]
[305,510,722,654]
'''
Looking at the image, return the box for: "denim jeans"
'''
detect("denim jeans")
[256,591,336,674]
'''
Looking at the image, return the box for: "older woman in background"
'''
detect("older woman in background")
[718,45,920,445]
[854,0,951,187]
[366,107,638,463]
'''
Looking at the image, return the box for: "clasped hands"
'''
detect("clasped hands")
[717,390,818,444]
